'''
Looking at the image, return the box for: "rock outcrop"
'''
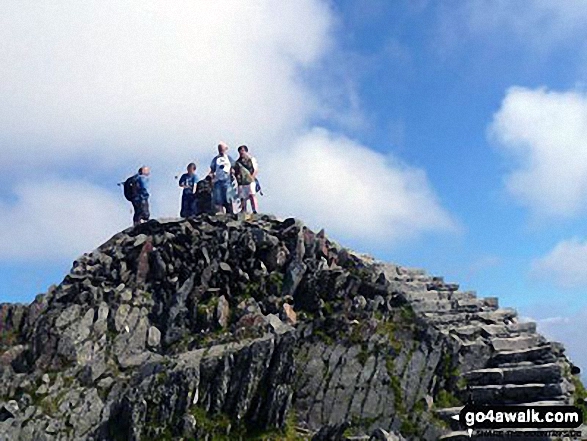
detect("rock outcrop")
[0,214,584,440]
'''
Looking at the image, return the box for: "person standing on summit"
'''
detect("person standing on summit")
[179,162,199,217]
[209,142,235,214]
[132,166,150,226]
[234,145,259,214]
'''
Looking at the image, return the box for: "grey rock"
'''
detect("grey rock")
[215,295,230,328]
[370,428,405,441]
[0,214,577,441]
[147,326,161,347]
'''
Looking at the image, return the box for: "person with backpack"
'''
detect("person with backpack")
[179,162,199,217]
[208,142,236,214]
[123,166,150,226]
[234,145,259,214]
[194,175,214,215]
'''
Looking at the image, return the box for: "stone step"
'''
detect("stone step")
[450,290,477,301]
[424,312,481,326]
[463,363,563,386]
[425,308,518,327]
[453,298,486,313]
[445,324,536,343]
[404,290,448,302]
[480,322,536,338]
[469,382,565,405]
[411,300,454,313]
[397,266,427,277]
[476,308,517,324]
[446,324,483,340]
[400,281,430,293]
[427,281,459,292]
[490,334,544,352]
[489,345,557,367]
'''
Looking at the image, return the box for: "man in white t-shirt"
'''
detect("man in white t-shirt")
[209,142,236,213]
[234,145,259,214]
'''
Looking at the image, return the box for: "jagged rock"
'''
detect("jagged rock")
[147,325,161,347]
[215,295,230,328]
[0,215,580,441]
[371,428,406,441]
[281,303,297,325]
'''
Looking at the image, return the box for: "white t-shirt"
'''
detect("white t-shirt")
[210,154,234,182]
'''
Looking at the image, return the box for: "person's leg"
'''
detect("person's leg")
[247,183,258,213]
[213,182,224,213]
[180,195,187,218]
[250,194,258,214]
[142,200,150,222]
[132,201,140,226]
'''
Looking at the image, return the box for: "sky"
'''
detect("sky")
[1,0,586,374]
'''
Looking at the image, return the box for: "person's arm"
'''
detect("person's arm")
[179,174,187,188]
[208,158,216,178]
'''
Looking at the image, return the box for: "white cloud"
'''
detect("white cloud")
[0,179,129,261]
[0,0,334,169]
[490,86,587,218]
[260,128,456,245]
[533,308,587,379]
[440,1,587,51]
[531,238,587,289]
[0,0,455,262]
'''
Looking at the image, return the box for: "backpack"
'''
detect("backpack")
[195,177,213,214]
[123,175,140,201]
[235,157,255,185]
[195,177,212,196]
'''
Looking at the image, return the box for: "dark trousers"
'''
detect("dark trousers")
[132,199,150,224]
[180,193,197,218]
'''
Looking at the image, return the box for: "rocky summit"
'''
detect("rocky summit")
[0,214,585,441]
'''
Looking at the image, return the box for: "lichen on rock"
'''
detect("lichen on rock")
[0,213,583,440]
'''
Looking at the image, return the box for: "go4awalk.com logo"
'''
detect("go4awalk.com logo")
[452,405,584,438]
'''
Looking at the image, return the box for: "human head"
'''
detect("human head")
[139,166,150,176]
[237,145,249,158]
[218,142,229,155]
[187,162,196,174]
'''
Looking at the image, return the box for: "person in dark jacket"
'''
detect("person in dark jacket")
[132,166,150,226]
[179,163,199,217]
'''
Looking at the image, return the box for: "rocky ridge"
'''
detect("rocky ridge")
[0,214,584,441]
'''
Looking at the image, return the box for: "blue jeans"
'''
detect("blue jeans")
[213,180,229,206]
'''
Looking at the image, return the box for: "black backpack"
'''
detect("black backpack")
[123,175,139,201]
[195,177,212,196]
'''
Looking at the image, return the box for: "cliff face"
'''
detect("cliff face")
[0,214,583,441]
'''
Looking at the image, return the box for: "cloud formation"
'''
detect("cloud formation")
[0,0,333,170]
[0,0,455,262]
[531,238,587,289]
[534,308,587,376]
[490,87,587,218]
[261,128,455,245]
[0,179,128,261]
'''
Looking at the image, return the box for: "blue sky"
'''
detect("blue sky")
[1,0,586,371]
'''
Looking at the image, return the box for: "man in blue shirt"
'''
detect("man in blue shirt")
[132,166,150,226]
[179,162,199,217]
[209,142,236,214]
